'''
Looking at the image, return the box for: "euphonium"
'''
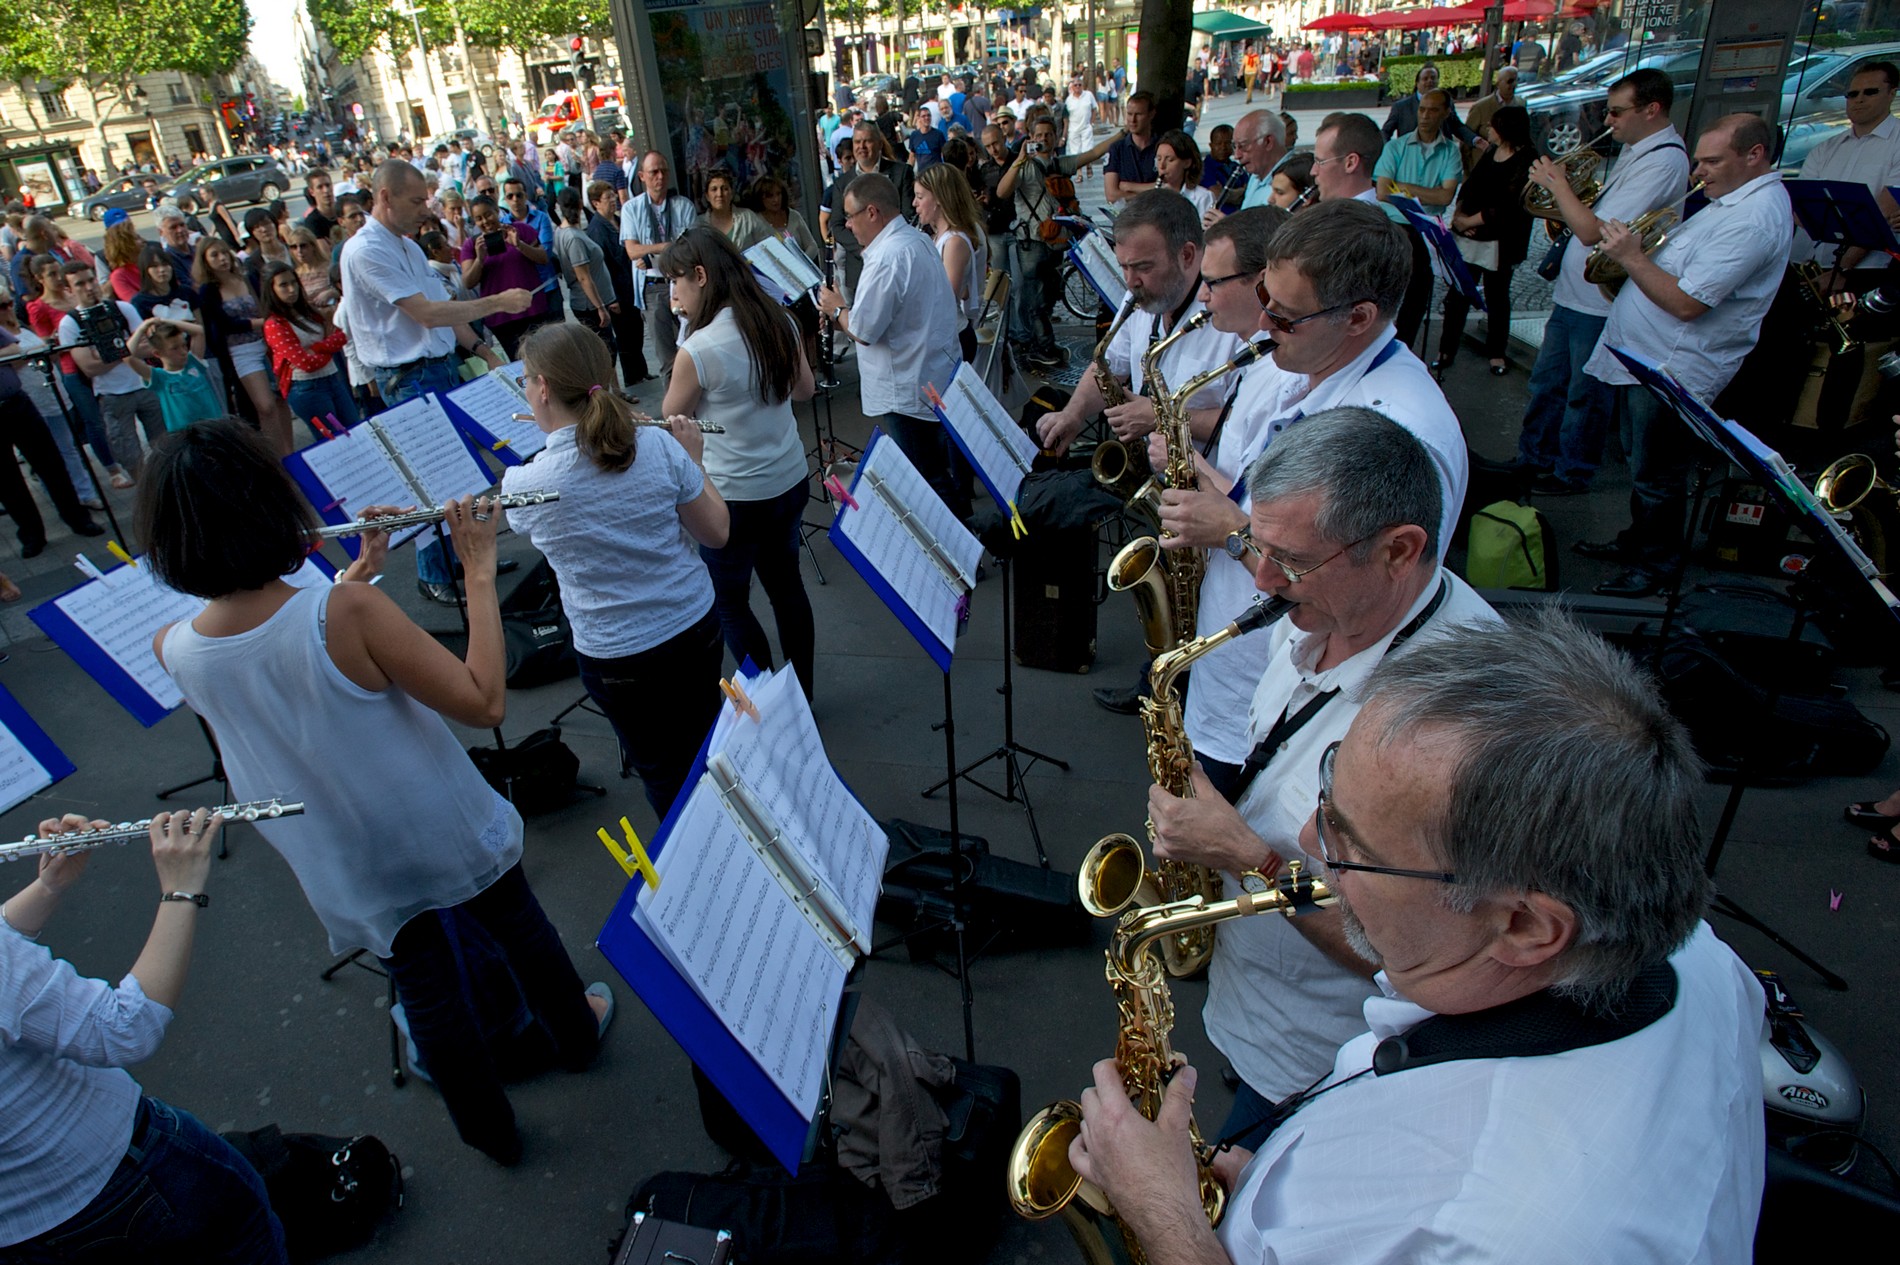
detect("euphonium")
[1108,333,1272,658]
[1007,819,1332,1263]
[1583,181,1707,298]
[1522,128,1612,221]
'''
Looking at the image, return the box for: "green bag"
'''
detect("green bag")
[1465,501,1557,591]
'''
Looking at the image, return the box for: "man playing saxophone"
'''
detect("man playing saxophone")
[1146,407,1497,1138]
[1578,113,1792,599]
[1142,201,1469,779]
[1067,615,1766,1264]
[1513,69,1689,497]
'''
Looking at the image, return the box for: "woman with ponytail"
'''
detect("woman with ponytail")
[501,322,729,818]
[659,226,817,699]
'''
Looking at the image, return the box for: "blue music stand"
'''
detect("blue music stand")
[1782,179,1900,270]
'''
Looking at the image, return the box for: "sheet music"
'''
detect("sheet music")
[444,372,546,461]
[745,237,822,303]
[49,560,332,715]
[937,364,1036,511]
[0,717,58,816]
[634,782,844,1117]
[712,668,885,949]
[834,436,982,653]
[296,430,429,548]
[1072,231,1127,310]
[372,395,493,506]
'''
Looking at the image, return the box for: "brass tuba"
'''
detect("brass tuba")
[1007,789,1333,1265]
[1522,129,1612,223]
[1815,452,1896,513]
[1582,181,1707,298]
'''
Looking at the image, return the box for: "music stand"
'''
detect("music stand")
[1612,347,1900,991]
[1395,198,1486,365]
[1788,179,1900,277]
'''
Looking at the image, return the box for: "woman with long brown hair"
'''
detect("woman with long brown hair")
[913,163,988,363]
[658,225,817,700]
[500,322,730,818]
[192,236,296,454]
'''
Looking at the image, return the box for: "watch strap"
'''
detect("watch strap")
[159,891,208,907]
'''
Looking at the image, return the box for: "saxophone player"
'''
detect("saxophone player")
[1143,201,1469,776]
[1577,113,1792,599]
[1146,408,1497,1139]
[1070,617,1766,1265]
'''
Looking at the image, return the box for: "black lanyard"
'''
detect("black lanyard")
[1226,576,1451,806]
[647,196,669,241]
[1201,343,1270,461]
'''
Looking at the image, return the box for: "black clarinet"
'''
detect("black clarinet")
[818,238,840,390]
[1215,161,1247,215]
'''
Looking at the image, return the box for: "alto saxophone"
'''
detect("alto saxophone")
[1090,301,1149,518]
[1008,728,1332,1264]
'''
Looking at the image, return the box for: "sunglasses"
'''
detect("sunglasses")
[1254,292,1368,333]
[1846,87,1891,99]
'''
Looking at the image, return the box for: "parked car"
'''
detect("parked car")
[1780,107,1853,172]
[72,174,160,221]
[1523,40,1709,157]
[852,73,900,105]
[168,155,292,208]
[1779,41,1900,124]
[424,128,496,159]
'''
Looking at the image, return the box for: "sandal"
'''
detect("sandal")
[109,471,134,490]
[1845,800,1900,829]
[1869,825,1900,863]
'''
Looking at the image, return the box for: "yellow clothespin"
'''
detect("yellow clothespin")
[491,438,512,453]
[720,677,761,722]
[596,816,661,889]
[105,541,136,568]
[1008,501,1028,540]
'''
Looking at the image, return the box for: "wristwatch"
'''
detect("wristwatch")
[1238,869,1274,895]
[159,891,208,907]
[1222,526,1257,561]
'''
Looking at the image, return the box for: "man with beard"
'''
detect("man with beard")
[1073,605,1765,1263]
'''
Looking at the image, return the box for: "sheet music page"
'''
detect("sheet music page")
[296,430,429,548]
[713,667,886,948]
[834,437,981,652]
[445,373,546,461]
[939,364,1035,511]
[634,779,844,1117]
[53,565,204,711]
[1073,230,1128,310]
[744,237,822,303]
[374,395,494,506]
[0,719,57,817]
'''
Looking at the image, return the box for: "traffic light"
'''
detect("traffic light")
[569,36,584,87]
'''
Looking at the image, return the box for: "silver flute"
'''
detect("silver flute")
[0,799,305,864]
[313,491,560,539]
[508,411,725,433]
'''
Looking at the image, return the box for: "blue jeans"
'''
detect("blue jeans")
[1,1096,286,1264]
[577,609,724,820]
[372,355,463,584]
[1006,238,1060,355]
[59,369,114,470]
[378,864,600,1163]
[285,371,361,436]
[1611,384,1697,574]
[1515,303,1614,485]
[700,480,816,697]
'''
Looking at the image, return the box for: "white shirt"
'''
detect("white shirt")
[336,213,457,369]
[935,228,987,324]
[684,308,809,502]
[1791,114,1900,268]
[501,424,715,658]
[1173,184,1215,217]
[1218,924,1766,1265]
[1105,294,1242,411]
[850,219,961,420]
[1553,126,1692,317]
[1064,91,1098,154]
[56,302,146,395]
[1208,571,1499,1098]
[1585,171,1794,401]
[617,191,698,291]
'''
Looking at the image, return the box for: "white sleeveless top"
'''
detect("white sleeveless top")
[161,586,522,958]
[936,228,987,325]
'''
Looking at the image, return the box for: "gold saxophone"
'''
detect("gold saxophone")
[1090,301,1148,517]
[1007,721,1332,1265]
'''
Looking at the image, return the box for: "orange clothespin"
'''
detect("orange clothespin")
[720,676,761,722]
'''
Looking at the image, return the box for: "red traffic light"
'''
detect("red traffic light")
[570,36,584,51]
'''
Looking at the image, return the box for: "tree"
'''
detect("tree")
[456,0,609,55]
[0,0,250,165]
[1136,0,1192,133]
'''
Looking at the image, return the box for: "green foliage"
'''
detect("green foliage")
[457,0,610,53]
[1384,52,1485,96]
[306,0,424,65]
[1286,81,1379,94]
[1813,29,1900,45]
[0,0,250,93]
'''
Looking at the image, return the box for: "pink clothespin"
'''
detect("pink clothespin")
[826,476,859,510]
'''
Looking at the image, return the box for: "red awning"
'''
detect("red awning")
[1303,12,1379,31]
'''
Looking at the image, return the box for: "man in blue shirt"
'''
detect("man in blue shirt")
[908,107,947,172]
[501,176,562,317]
[1103,91,1159,203]
[1373,91,1463,218]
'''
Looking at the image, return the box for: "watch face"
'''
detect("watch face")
[1224,533,1250,560]
[1240,871,1271,894]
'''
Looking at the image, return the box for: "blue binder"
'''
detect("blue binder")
[0,681,75,813]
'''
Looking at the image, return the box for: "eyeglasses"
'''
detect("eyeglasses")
[1846,87,1892,99]
[1255,293,1368,333]
[1253,532,1367,584]
[1315,742,1460,883]
[1310,152,1345,169]
[1200,270,1256,292]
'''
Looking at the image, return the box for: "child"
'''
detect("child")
[421,231,477,302]
[145,320,225,433]
[259,261,357,433]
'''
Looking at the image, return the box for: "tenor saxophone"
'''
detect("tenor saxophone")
[1089,300,1146,511]
[1008,765,1332,1265]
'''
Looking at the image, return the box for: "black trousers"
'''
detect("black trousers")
[1438,263,1516,362]
[0,391,94,549]
[577,610,725,821]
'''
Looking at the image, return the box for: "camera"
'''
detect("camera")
[1027,142,1046,156]
[483,229,507,255]
[73,302,129,366]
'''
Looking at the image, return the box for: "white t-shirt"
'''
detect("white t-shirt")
[1064,91,1099,154]
[682,308,808,502]
[935,228,988,325]
[56,302,146,396]
[1104,294,1242,411]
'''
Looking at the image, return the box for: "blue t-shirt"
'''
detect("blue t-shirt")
[907,128,946,171]
[149,355,226,432]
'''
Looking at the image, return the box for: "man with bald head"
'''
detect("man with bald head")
[339,159,525,600]
[617,150,698,382]
[1204,109,1286,227]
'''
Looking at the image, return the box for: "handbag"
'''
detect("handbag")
[1454,236,1500,272]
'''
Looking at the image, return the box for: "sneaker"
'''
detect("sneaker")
[1092,678,1150,715]
[1572,538,1634,563]
[1594,567,1662,599]
[1027,348,1065,370]
[67,519,105,537]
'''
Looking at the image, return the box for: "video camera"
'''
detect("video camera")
[72,302,129,366]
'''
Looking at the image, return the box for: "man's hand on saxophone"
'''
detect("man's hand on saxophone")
[1072,1061,1229,1261]
[1104,394,1160,441]
[1149,765,1282,875]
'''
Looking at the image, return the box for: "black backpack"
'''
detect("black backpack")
[499,558,577,689]
[467,725,582,814]
[218,1126,402,1263]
